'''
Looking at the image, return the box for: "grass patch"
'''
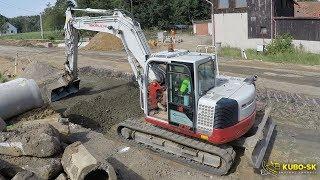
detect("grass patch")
[219,47,242,58]
[219,47,320,66]
[0,72,7,83]
[0,30,64,40]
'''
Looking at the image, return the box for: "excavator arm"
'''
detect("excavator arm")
[65,7,153,88]
[51,3,162,101]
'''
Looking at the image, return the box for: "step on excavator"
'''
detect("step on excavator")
[51,1,275,175]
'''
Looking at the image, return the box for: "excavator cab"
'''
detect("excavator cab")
[145,50,217,132]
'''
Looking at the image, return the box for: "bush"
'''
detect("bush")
[267,34,294,54]
[48,35,55,41]
[0,72,7,83]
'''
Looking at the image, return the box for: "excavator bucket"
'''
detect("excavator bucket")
[232,106,276,169]
[50,79,80,102]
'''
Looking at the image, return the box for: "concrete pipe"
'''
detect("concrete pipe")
[0,78,44,120]
[62,142,117,180]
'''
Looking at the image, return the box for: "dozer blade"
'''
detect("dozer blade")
[51,79,80,102]
[232,106,276,169]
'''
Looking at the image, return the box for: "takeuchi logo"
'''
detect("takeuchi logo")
[88,23,107,28]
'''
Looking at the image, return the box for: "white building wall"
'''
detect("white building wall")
[0,22,17,36]
[208,22,213,36]
[6,23,17,34]
[193,24,197,34]
[214,13,320,53]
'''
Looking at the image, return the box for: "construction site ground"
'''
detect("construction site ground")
[0,34,319,179]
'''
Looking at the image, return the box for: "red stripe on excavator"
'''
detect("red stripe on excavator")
[145,109,256,144]
[209,110,256,144]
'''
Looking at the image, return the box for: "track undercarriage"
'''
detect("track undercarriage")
[117,106,275,175]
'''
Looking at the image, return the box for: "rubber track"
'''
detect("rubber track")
[117,119,236,175]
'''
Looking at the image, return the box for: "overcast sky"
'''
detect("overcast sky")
[0,0,57,18]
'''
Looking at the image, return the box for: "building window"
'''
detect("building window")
[218,0,229,9]
[260,27,267,35]
[235,0,247,8]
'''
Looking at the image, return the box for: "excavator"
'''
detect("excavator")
[51,1,275,175]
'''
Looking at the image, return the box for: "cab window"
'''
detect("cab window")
[168,64,193,107]
[198,60,215,96]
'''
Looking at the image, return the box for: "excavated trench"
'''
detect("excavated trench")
[51,67,143,134]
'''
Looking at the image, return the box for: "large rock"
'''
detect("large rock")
[17,114,70,142]
[0,173,6,180]
[0,124,61,157]
[61,141,116,180]
[55,173,67,180]
[0,154,62,179]
[0,118,5,132]
[11,171,39,180]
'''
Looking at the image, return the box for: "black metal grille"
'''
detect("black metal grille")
[213,98,239,129]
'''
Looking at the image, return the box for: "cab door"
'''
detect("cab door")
[167,63,195,130]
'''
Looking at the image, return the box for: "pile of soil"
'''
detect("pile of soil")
[0,39,47,48]
[20,61,61,83]
[56,72,143,133]
[8,106,57,126]
[83,33,123,51]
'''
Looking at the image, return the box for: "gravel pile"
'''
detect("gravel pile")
[83,32,123,51]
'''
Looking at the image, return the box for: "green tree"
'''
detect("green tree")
[38,0,210,31]
[43,0,68,31]
[0,14,7,33]
[75,0,210,28]
[10,16,40,33]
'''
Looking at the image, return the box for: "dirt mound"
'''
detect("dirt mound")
[63,82,142,133]
[0,39,48,48]
[20,61,61,83]
[83,33,123,51]
[52,71,143,133]
[8,106,57,126]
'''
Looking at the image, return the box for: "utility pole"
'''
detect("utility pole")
[270,0,274,40]
[204,0,215,46]
[130,0,133,15]
[40,13,44,39]
[14,53,18,76]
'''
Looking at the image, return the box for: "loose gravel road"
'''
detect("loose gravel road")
[0,44,319,179]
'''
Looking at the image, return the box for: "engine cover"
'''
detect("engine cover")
[196,75,256,135]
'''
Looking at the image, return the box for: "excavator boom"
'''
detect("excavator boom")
[51,4,158,101]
